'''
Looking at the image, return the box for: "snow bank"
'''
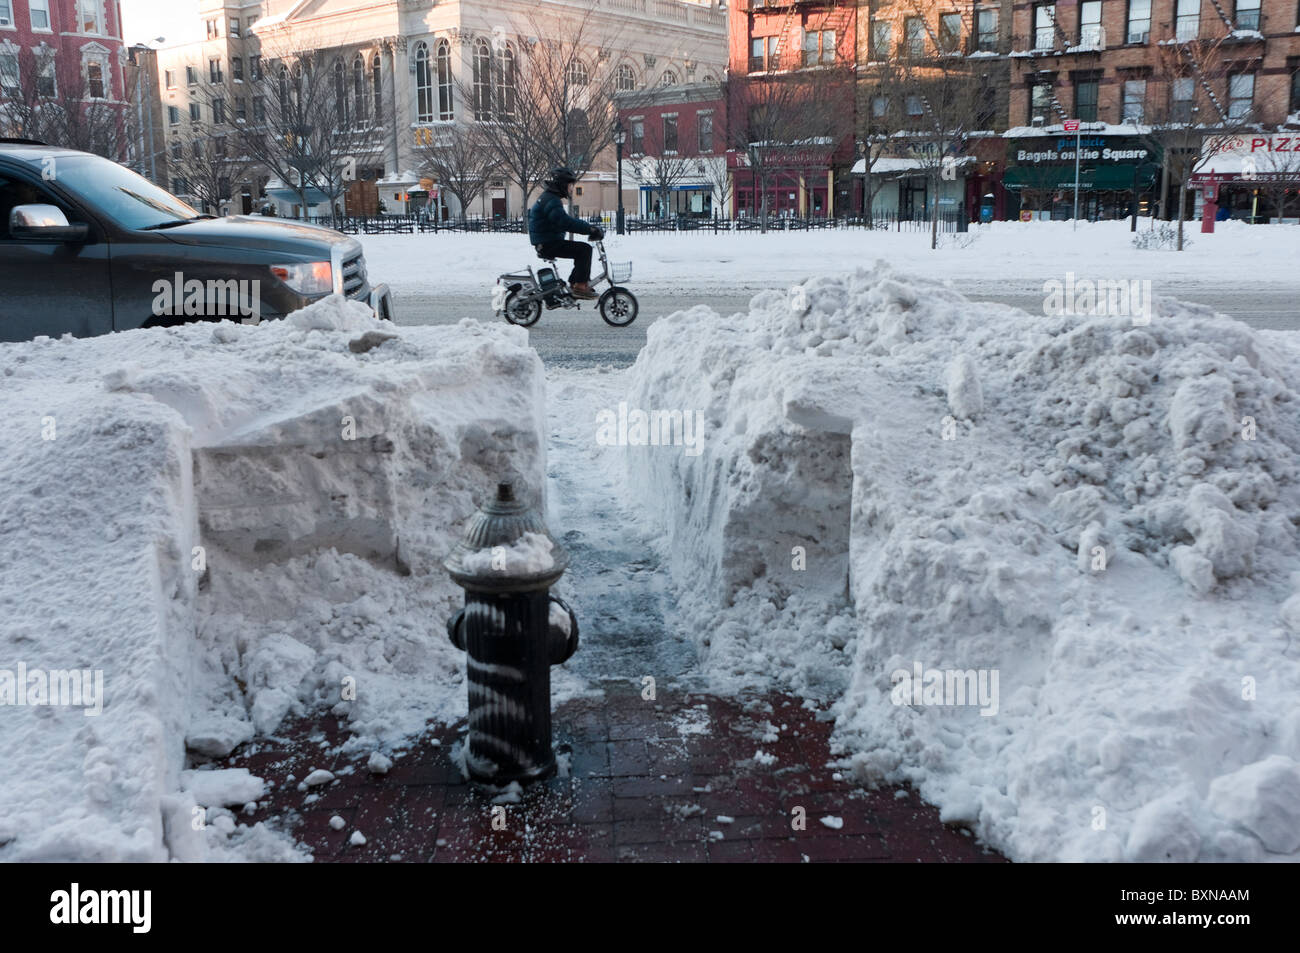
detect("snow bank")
[0,297,545,861]
[626,263,1300,862]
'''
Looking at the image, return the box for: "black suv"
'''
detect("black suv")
[0,141,393,342]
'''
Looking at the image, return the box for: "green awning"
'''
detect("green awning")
[1003,165,1157,191]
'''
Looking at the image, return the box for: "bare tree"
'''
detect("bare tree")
[1140,32,1254,249]
[0,46,127,159]
[414,123,498,219]
[165,118,258,214]
[203,33,385,221]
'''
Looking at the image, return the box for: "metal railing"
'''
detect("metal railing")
[292,212,969,235]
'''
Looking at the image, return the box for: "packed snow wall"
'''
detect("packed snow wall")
[0,300,545,861]
[625,265,1300,862]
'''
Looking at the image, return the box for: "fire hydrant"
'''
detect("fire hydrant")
[444,482,579,784]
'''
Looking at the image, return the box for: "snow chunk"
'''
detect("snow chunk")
[181,768,266,808]
[287,294,379,332]
[185,716,255,759]
[329,815,346,831]
[945,353,983,419]
[1207,756,1300,853]
[819,815,844,830]
[349,830,367,846]
[367,752,393,775]
[303,769,335,787]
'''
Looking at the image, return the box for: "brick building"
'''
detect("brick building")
[616,81,726,217]
[0,0,129,155]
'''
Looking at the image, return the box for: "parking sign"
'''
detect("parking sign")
[1063,120,1080,132]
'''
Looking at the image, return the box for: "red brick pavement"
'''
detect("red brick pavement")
[219,681,1007,863]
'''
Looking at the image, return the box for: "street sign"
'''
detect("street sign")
[1063,119,1080,132]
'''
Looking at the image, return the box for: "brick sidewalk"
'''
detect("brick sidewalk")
[224,681,1007,863]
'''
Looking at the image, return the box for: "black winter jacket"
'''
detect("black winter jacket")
[528,187,595,245]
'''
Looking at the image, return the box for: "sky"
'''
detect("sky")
[120,0,203,48]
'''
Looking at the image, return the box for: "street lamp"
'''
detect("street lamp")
[613,119,627,234]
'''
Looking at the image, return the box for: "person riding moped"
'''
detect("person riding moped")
[528,167,604,300]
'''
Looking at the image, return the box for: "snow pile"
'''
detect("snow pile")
[457,531,556,575]
[0,298,546,861]
[626,262,1300,862]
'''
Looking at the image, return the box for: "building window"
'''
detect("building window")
[86,61,104,98]
[205,19,218,40]
[373,53,383,118]
[976,9,998,52]
[802,28,835,66]
[697,111,713,152]
[871,94,888,118]
[36,54,54,96]
[617,63,635,90]
[1034,4,1057,50]
[172,178,186,195]
[1171,76,1195,121]
[750,35,779,72]
[1122,78,1146,121]
[1029,83,1054,122]
[334,59,350,128]
[663,114,678,152]
[906,94,924,117]
[660,70,677,86]
[79,0,103,34]
[189,102,200,121]
[212,97,225,123]
[436,40,453,120]
[232,56,243,81]
[0,1,11,29]
[473,38,492,120]
[0,52,18,97]
[161,69,174,89]
[495,43,515,120]
[249,54,262,81]
[1126,0,1151,44]
[905,17,925,57]
[30,0,50,30]
[187,65,198,86]
[870,20,892,59]
[168,105,180,125]
[630,118,644,154]
[1079,1,1102,46]
[209,57,223,83]
[1175,0,1200,39]
[235,97,246,121]
[1228,72,1254,119]
[569,59,588,87]
[938,14,961,52]
[1235,0,1261,30]
[247,16,257,34]
[415,42,433,122]
[353,54,367,122]
[254,96,265,121]
[170,141,181,160]
[1075,79,1098,120]
[229,17,240,38]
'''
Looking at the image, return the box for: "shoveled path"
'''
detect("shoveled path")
[223,681,1006,863]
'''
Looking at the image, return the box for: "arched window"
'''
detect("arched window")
[473,38,492,120]
[569,59,589,87]
[353,54,367,123]
[616,63,636,91]
[436,39,453,120]
[660,70,678,87]
[334,58,350,128]
[494,43,515,120]
[414,42,433,122]
[372,53,382,118]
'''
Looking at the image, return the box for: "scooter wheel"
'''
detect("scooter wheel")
[503,289,542,327]
[598,287,638,327]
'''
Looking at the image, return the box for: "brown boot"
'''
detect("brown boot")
[570,282,597,300]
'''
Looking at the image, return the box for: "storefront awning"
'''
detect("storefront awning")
[1002,165,1157,191]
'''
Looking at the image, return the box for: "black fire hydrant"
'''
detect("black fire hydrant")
[444,482,579,784]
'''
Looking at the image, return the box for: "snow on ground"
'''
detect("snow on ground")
[364,219,1300,304]
[0,298,545,861]
[621,262,1300,862]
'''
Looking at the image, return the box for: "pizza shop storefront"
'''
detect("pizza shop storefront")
[1001,135,1159,221]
